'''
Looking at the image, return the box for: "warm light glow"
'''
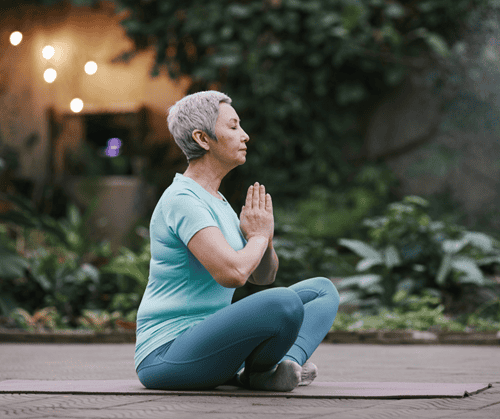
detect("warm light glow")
[10,31,22,46]
[42,45,55,59]
[84,61,98,75]
[43,68,57,83]
[70,98,84,113]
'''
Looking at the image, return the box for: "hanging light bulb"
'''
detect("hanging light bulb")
[43,68,57,83]
[10,32,23,46]
[70,98,84,113]
[84,61,98,75]
[42,45,55,59]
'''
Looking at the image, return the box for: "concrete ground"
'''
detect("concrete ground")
[0,343,499,418]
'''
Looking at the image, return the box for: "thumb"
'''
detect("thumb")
[265,193,273,212]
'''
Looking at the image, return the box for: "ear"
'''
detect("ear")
[191,129,211,151]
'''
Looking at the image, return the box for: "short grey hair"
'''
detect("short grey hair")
[167,90,232,162]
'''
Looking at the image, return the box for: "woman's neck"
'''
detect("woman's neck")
[183,158,228,199]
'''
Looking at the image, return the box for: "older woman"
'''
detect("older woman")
[135,91,339,392]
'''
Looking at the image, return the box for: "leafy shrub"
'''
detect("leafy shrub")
[331,290,500,332]
[0,192,113,321]
[264,164,397,290]
[77,309,122,333]
[99,242,150,320]
[9,306,68,332]
[274,164,398,240]
[0,191,149,325]
[337,196,500,312]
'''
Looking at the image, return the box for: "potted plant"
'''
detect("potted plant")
[62,142,153,253]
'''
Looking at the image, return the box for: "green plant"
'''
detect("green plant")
[26,246,102,325]
[99,242,150,317]
[272,236,346,287]
[77,309,122,333]
[107,0,495,204]
[9,306,68,332]
[0,191,114,320]
[337,196,500,311]
[0,184,152,327]
[274,164,398,240]
[331,290,500,332]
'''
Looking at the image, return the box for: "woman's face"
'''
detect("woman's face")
[212,103,250,168]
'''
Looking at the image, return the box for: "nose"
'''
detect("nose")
[242,129,250,142]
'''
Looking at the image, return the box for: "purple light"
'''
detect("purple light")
[105,138,122,157]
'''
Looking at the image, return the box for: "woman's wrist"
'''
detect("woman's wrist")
[247,235,269,246]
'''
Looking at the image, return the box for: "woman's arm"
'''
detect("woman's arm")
[248,241,279,285]
[188,183,274,288]
[188,228,269,288]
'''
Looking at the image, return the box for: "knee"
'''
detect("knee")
[263,288,304,328]
[312,277,340,309]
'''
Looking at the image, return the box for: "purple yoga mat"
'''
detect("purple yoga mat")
[0,380,492,398]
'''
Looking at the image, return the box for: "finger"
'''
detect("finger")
[259,184,266,209]
[265,193,273,213]
[252,182,259,209]
[245,186,253,208]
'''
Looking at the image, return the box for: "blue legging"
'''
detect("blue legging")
[137,277,339,390]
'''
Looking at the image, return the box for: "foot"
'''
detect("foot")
[298,361,318,386]
[241,360,302,392]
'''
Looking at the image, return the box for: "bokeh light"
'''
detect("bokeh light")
[10,31,22,46]
[43,68,57,83]
[105,138,122,157]
[42,45,55,59]
[70,98,84,113]
[85,61,98,75]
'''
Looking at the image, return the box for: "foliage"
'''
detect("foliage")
[274,164,398,240]
[332,290,500,332]
[0,191,149,325]
[0,191,110,320]
[77,309,122,332]
[337,195,500,311]
[272,236,348,288]
[105,0,495,202]
[8,306,68,332]
[99,242,150,318]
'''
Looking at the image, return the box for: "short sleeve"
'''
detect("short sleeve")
[162,193,218,246]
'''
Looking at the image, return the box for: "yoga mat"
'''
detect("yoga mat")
[0,380,492,399]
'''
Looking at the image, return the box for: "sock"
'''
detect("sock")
[241,360,302,392]
[298,361,318,386]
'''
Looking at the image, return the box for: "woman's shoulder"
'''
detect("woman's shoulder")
[164,183,203,202]
[160,183,207,214]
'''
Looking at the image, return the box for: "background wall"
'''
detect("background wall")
[0,1,189,187]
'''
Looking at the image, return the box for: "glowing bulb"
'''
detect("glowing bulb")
[42,45,55,59]
[43,68,57,83]
[84,61,97,75]
[70,98,84,113]
[10,31,22,46]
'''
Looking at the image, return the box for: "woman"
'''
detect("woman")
[135,91,339,392]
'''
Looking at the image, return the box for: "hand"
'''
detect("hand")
[240,182,274,243]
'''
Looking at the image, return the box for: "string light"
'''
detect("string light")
[70,98,84,113]
[10,31,22,46]
[85,61,98,75]
[43,68,57,83]
[42,45,55,59]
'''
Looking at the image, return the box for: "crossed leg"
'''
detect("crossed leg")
[137,277,339,391]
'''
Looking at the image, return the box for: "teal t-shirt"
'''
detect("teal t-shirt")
[134,173,246,370]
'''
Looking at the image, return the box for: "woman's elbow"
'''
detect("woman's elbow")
[213,268,248,288]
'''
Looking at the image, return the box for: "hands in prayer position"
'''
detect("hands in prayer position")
[240,182,274,244]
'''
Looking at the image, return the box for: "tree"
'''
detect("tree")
[109,0,494,200]
[16,0,497,203]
